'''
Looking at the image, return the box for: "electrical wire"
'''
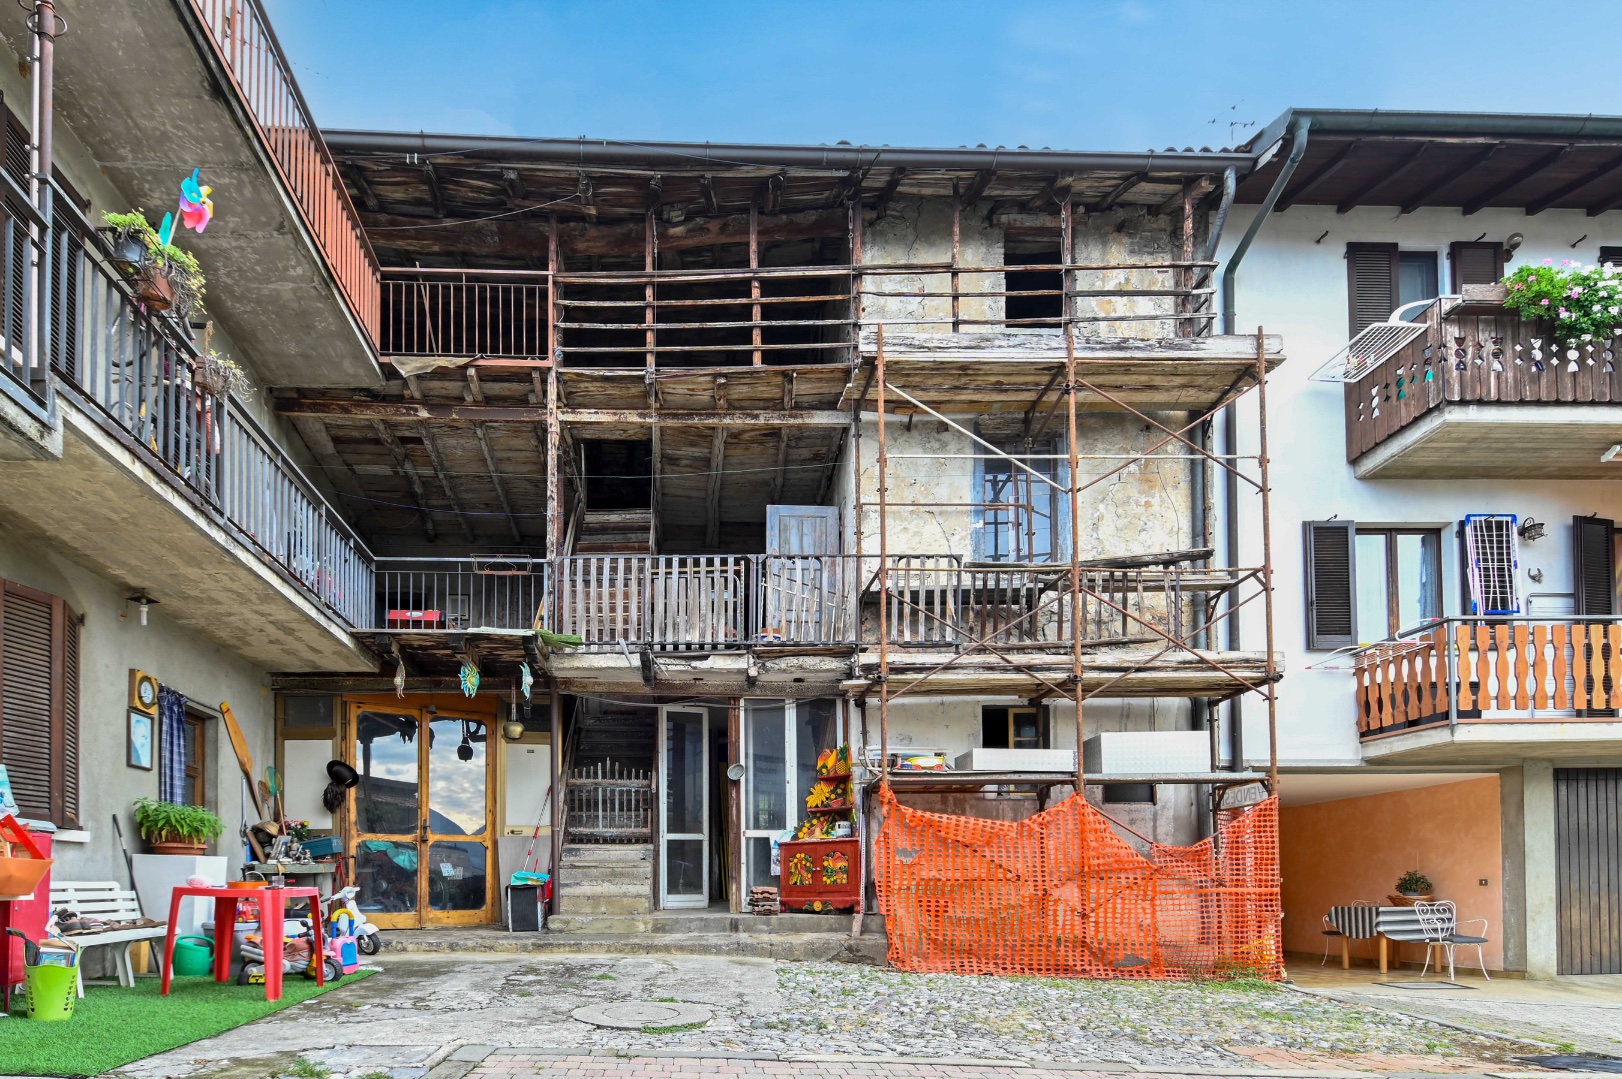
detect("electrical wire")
[364,193,581,230]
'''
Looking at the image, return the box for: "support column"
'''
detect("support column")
[549,684,563,913]
[1498,765,1528,974]
[1520,761,1559,978]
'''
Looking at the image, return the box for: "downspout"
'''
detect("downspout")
[1216,117,1308,771]
[27,0,57,393]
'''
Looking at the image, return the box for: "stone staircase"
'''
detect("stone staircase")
[573,508,654,555]
[555,844,653,916]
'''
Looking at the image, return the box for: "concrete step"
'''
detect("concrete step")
[547,911,885,936]
[379,928,887,964]
[557,878,651,898]
[552,863,650,884]
[558,895,653,915]
[562,845,653,866]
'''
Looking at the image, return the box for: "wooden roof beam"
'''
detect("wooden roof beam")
[762,173,785,214]
[278,398,850,426]
[1275,139,1359,212]
[1464,145,1572,216]
[769,372,795,505]
[576,173,596,219]
[647,175,663,212]
[700,174,719,215]
[1091,172,1145,212]
[705,376,728,547]
[1400,143,1502,214]
[370,419,438,543]
[1154,176,1212,216]
[1026,171,1074,212]
[502,168,526,201]
[1528,152,1622,215]
[958,169,998,208]
[1588,184,1622,218]
[417,422,477,542]
[873,168,907,220]
[1336,144,1428,214]
[831,167,869,208]
[422,161,445,219]
[349,166,380,213]
[474,422,524,543]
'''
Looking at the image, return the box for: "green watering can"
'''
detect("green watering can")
[171,935,214,977]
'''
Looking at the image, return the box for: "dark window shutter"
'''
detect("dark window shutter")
[60,604,79,827]
[1450,241,1505,288]
[1575,516,1616,616]
[1304,520,1358,649]
[1601,247,1622,269]
[1,582,55,821]
[1345,243,1399,336]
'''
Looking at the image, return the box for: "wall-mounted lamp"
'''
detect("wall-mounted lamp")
[1505,232,1524,255]
[125,594,157,626]
[1518,518,1546,542]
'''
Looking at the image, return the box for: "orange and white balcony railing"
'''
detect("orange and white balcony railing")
[1354,616,1622,737]
[187,0,381,347]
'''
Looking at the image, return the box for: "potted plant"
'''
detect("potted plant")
[99,210,156,273]
[1394,869,1434,903]
[155,242,205,320]
[97,210,207,318]
[1503,259,1622,347]
[133,798,224,856]
[192,349,244,398]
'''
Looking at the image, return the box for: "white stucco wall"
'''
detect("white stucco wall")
[1215,204,1622,767]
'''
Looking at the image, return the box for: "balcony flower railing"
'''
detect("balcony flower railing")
[47,195,372,627]
[186,0,380,347]
[1354,616,1622,737]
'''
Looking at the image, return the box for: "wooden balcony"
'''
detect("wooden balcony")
[1354,617,1622,764]
[1344,292,1622,478]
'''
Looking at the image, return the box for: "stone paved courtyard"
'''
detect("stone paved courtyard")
[75,953,1621,1079]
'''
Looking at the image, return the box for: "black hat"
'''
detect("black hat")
[326,760,359,788]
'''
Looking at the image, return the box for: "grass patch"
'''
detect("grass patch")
[641,1021,707,1034]
[282,1061,332,1078]
[652,996,679,1003]
[0,969,373,1076]
[593,973,616,981]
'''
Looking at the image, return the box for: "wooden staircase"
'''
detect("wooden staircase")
[573,508,655,555]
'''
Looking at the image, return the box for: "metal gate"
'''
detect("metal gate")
[1555,768,1622,974]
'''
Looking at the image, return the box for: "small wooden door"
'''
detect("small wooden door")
[346,698,497,928]
[764,505,841,643]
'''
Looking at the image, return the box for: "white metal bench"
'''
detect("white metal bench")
[50,880,168,994]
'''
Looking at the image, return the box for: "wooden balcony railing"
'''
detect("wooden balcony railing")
[377,259,1218,370]
[1346,293,1622,462]
[1355,617,1622,737]
[187,0,381,347]
[45,200,373,628]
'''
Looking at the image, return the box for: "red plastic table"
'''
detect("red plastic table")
[159,885,323,1002]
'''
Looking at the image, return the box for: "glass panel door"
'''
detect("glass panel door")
[425,715,492,924]
[742,699,844,891]
[352,707,424,929]
[660,708,709,908]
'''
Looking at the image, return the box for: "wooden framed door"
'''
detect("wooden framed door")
[346,697,496,928]
[659,707,710,909]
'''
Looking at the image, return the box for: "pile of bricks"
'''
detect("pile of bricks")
[748,886,779,915]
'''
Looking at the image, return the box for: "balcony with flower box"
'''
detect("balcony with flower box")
[1336,278,1622,479]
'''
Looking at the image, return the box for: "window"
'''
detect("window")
[1461,514,1519,616]
[1004,246,1063,328]
[178,711,207,808]
[1601,246,1622,269]
[0,578,81,826]
[1398,252,1439,312]
[982,706,1048,750]
[977,437,1060,562]
[1356,529,1442,639]
[1303,520,1357,650]
[1575,516,1615,617]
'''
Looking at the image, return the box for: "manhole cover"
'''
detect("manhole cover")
[571,1001,712,1029]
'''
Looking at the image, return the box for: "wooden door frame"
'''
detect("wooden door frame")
[342,693,501,928]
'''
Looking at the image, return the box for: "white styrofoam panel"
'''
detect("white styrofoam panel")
[1082,731,1209,774]
[953,747,1076,772]
[504,741,552,831]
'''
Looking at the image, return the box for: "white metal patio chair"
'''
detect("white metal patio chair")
[1415,899,1492,981]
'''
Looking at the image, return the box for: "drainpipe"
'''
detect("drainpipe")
[1213,118,1308,771]
[27,0,57,390]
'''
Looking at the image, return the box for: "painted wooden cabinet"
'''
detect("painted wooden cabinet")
[778,838,861,912]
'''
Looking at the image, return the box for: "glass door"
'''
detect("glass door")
[659,708,709,908]
[741,699,842,890]
[348,702,494,928]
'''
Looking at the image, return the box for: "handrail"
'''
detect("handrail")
[185,0,381,347]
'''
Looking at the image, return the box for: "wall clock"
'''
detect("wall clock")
[129,669,158,716]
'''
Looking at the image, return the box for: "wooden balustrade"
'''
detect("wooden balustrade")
[1356,619,1622,736]
[564,761,652,843]
[1345,299,1622,463]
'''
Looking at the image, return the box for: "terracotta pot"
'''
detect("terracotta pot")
[192,361,230,396]
[134,265,175,311]
[148,838,208,856]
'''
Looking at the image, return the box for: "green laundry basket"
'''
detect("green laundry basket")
[24,963,76,1021]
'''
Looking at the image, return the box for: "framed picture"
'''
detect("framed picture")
[127,709,154,771]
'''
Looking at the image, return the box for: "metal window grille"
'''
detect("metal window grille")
[1463,514,1520,616]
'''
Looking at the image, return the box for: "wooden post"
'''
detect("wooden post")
[1179,181,1194,338]
[546,365,561,561]
[547,213,559,363]
[644,212,656,373]
[950,184,962,334]
[750,200,762,366]
[1060,196,1074,328]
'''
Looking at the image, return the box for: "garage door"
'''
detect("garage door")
[1555,768,1622,974]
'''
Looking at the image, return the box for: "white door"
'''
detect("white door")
[740,698,843,891]
[659,707,709,908]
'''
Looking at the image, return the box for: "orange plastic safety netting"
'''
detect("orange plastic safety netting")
[873,785,1284,980]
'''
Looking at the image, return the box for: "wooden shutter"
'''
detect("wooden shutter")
[1304,520,1358,649]
[1575,515,1616,617]
[1450,241,1505,289]
[1,582,55,821]
[1345,243,1399,336]
[1601,247,1622,269]
[0,580,81,825]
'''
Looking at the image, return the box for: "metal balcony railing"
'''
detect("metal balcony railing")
[1354,616,1622,737]
[0,171,51,420]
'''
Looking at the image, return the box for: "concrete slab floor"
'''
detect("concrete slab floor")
[1286,960,1622,1057]
[78,954,1622,1079]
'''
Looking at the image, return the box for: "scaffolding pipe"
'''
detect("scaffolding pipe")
[1255,329,1280,792]
[876,325,890,786]
[1066,325,1085,793]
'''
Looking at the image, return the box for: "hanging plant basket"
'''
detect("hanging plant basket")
[170,275,202,321]
[134,262,176,311]
[193,353,236,396]
[97,226,150,274]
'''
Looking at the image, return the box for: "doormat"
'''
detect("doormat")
[1514,1057,1622,1074]
[1371,981,1476,990]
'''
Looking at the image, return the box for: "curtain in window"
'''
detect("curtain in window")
[158,685,189,805]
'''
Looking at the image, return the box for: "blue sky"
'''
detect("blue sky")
[267,1,1622,152]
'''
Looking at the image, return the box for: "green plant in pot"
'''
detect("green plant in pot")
[1395,868,1433,898]
[133,797,224,856]
[97,210,207,318]
[99,210,157,273]
[192,349,244,398]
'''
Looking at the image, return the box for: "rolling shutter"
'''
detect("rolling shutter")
[1450,241,1505,289]
[1575,516,1616,617]
[1345,243,1399,336]
[1304,520,1357,649]
[0,579,81,825]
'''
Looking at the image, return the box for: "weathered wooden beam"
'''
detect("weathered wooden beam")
[705,376,728,547]
[959,169,998,208]
[1026,171,1074,213]
[1336,144,1428,214]
[1274,139,1360,212]
[1589,184,1622,218]
[873,167,907,219]
[422,161,445,218]
[1091,172,1145,212]
[647,175,663,212]
[762,173,785,214]
[576,173,596,219]
[1154,175,1212,216]
[502,168,526,201]
[1400,143,1500,214]
[991,211,1064,232]
[831,167,867,208]
[348,166,380,213]
[1464,145,1571,216]
[277,398,850,426]
[360,207,850,260]
[474,422,524,542]
[416,422,477,542]
[700,174,719,215]
[1528,152,1622,215]
[369,419,437,542]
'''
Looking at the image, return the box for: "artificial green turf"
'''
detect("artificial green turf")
[0,968,373,1076]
